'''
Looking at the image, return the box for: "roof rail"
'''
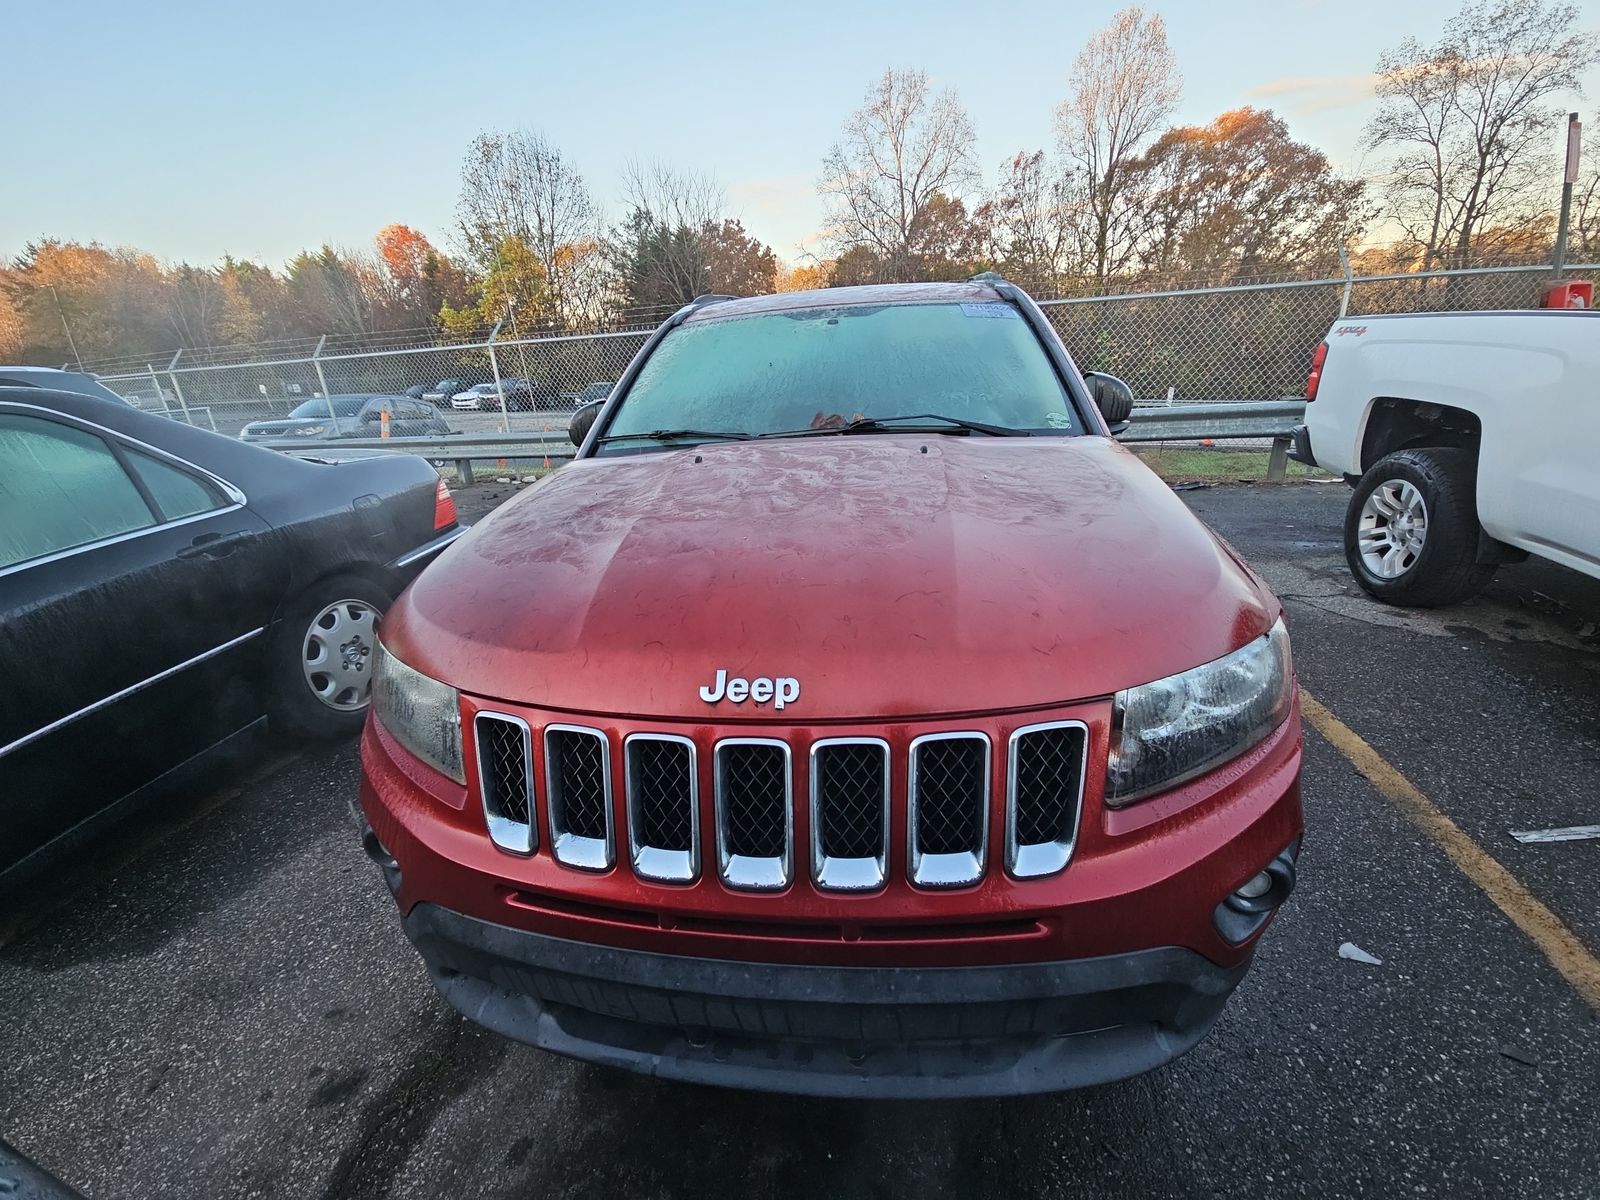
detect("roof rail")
[967,271,1010,286]
[689,294,739,309]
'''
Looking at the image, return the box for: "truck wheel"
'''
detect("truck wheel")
[1344,447,1495,607]
[270,574,394,739]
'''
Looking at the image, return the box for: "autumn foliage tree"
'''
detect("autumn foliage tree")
[373,223,471,327]
[1133,108,1368,280]
[456,130,601,328]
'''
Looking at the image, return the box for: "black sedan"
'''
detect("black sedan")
[0,386,465,888]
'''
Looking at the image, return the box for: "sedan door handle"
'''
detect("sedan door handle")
[177,531,259,559]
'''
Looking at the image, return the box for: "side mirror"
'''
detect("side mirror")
[569,399,603,447]
[1083,371,1135,427]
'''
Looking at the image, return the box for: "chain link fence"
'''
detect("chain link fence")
[96,262,1597,435]
[99,331,649,439]
[1039,262,1599,403]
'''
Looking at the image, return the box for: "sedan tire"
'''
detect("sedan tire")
[271,573,394,739]
[1344,447,1496,608]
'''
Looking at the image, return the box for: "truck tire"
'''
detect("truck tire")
[270,573,393,739]
[1344,447,1496,607]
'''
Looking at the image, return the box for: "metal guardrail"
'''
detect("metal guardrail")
[1115,399,1306,480]
[263,399,1310,483]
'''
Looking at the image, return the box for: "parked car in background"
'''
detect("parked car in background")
[423,378,473,407]
[558,381,614,408]
[0,366,131,406]
[482,378,560,412]
[359,278,1302,1098]
[452,383,500,411]
[0,385,465,892]
[238,395,451,443]
[404,384,431,401]
[576,381,613,406]
[1291,309,1600,606]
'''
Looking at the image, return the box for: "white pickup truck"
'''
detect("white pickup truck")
[1290,310,1600,606]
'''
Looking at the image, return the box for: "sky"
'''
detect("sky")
[3,0,1598,269]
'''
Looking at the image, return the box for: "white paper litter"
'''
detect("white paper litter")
[1338,942,1382,965]
[1508,825,1600,844]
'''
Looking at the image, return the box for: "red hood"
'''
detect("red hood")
[385,436,1275,720]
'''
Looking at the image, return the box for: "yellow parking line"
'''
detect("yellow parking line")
[1300,688,1600,1011]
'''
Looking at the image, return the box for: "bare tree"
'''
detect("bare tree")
[457,129,600,325]
[819,68,978,277]
[977,150,1081,288]
[1365,0,1598,268]
[1056,6,1182,287]
[612,161,725,310]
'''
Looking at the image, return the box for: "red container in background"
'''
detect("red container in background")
[1543,280,1594,308]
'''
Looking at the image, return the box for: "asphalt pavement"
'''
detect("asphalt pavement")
[3,479,1597,1200]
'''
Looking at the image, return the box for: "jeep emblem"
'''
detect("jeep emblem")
[699,669,800,710]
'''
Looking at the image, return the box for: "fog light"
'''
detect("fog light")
[1235,871,1273,900]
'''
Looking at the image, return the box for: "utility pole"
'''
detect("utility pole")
[1552,112,1582,279]
[49,286,84,370]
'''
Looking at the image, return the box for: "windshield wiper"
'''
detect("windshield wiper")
[595,428,752,445]
[763,413,1030,439]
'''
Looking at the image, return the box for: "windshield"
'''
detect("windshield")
[289,397,367,418]
[600,301,1081,447]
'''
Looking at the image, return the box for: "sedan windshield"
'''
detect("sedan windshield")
[290,397,366,418]
[599,301,1083,448]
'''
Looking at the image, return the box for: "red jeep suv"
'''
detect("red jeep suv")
[357,278,1303,1097]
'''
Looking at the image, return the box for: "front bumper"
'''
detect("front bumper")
[402,901,1252,1098]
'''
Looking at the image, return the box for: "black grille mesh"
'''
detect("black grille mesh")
[913,737,985,855]
[816,743,886,860]
[551,730,608,839]
[631,740,693,852]
[1013,726,1086,846]
[478,717,531,825]
[720,744,787,858]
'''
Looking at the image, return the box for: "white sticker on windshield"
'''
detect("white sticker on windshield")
[1044,412,1073,428]
[960,302,1019,319]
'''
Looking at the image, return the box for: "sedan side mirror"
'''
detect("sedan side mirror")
[569,399,604,447]
[1083,372,1135,427]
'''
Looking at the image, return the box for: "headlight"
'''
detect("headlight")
[294,424,325,436]
[371,641,465,783]
[1105,618,1292,806]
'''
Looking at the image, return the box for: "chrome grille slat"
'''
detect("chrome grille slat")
[810,738,890,891]
[908,733,988,888]
[1006,721,1089,879]
[715,740,792,890]
[624,734,698,883]
[544,725,614,871]
[474,712,535,855]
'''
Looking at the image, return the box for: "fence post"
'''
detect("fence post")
[1338,246,1353,318]
[311,335,336,423]
[146,364,171,414]
[486,319,510,431]
[1267,437,1290,483]
[1553,112,1581,281]
[165,350,193,424]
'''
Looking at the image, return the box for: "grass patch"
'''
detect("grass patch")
[1131,444,1332,485]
